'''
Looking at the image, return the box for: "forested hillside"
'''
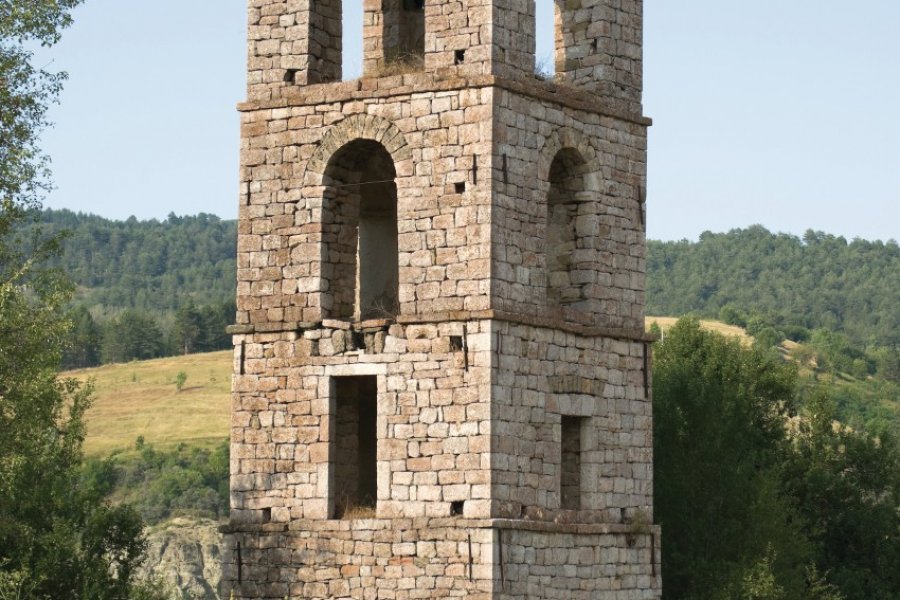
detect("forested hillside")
[29,210,237,368]
[647,226,900,347]
[37,209,236,311]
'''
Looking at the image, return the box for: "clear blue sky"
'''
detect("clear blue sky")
[36,1,900,242]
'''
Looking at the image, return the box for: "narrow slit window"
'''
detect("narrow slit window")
[332,376,378,519]
[560,416,583,510]
[343,0,364,80]
[535,2,556,78]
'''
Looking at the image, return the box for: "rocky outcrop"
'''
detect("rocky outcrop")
[139,518,225,600]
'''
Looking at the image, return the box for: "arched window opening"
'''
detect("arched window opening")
[322,140,399,321]
[546,148,589,309]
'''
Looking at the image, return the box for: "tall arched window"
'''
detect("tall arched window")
[546,148,590,309]
[322,140,399,320]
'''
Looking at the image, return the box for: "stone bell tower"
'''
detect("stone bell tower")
[225,0,659,598]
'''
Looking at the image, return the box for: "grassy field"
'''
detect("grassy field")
[66,350,232,457]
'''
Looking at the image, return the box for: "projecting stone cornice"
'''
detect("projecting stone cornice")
[237,73,652,127]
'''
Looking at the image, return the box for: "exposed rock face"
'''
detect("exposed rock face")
[139,518,225,600]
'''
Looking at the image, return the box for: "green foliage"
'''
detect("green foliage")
[101,309,166,363]
[173,302,202,355]
[653,318,808,597]
[34,209,236,313]
[654,319,899,600]
[61,305,101,368]
[88,440,230,525]
[782,393,900,600]
[1,1,83,209]
[733,549,786,600]
[647,226,900,348]
[174,371,188,392]
[0,206,161,600]
[0,5,166,595]
[804,566,844,600]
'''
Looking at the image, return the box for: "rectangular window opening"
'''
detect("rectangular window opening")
[454,182,466,194]
[450,500,464,517]
[343,0,364,80]
[454,49,466,65]
[560,416,583,510]
[535,2,556,78]
[449,335,464,352]
[331,376,378,519]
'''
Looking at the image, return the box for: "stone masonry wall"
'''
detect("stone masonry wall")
[236,81,493,328]
[492,87,648,332]
[555,0,644,105]
[497,523,660,599]
[230,319,494,523]
[490,321,654,524]
[223,519,494,599]
[222,519,660,600]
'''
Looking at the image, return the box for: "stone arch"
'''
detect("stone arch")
[305,115,412,321]
[537,127,601,191]
[538,129,601,311]
[303,114,412,187]
[320,139,400,320]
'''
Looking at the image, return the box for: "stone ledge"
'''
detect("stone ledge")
[228,311,655,342]
[221,518,660,537]
[237,72,651,127]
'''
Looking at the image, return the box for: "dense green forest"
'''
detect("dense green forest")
[37,209,236,311]
[647,226,900,348]
[27,210,237,368]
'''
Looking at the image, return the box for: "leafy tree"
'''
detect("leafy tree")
[174,370,187,392]
[0,4,165,597]
[782,393,900,600]
[173,302,201,354]
[653,318,809,598]
[654,318,898,599]
[197,299,234,352]
[873,346,900,383]
[101,309,165,363]
[61,305,101,368]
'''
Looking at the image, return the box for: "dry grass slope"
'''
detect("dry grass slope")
[645,316,753,345]
[66,350,232,457]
